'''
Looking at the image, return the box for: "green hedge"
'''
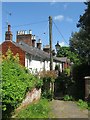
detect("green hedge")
[72,63,90,100]
[1,49,43,118]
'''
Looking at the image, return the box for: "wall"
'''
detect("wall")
[25,54,44,74]
[16,34,32,46]
[44,61,50,71]
[1,41,25,66]
[25,53,63,73]
[16,88,41,112]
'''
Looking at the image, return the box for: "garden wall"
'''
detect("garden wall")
[16,88,41,112]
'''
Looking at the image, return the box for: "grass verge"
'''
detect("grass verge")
[15,99,51,118]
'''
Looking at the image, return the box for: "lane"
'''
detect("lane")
[50,100,88,118]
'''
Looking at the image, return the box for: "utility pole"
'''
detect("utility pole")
[49,16,53,71]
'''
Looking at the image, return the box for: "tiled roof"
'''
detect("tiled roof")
[13,41,50,60]
[13,41,69,62]
[54,57,67,62]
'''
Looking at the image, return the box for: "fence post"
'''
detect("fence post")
[84,76,90,101]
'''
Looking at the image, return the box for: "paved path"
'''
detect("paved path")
[50,100,88,118]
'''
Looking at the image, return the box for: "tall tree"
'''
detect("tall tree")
[57,46,80,64]
[70,2,90,64]
[77,2,90,33]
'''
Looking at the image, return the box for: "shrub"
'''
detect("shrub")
[88,102,90,110]
[39,70,57,100]
[42,90,52,100]
[1,49,43,118]
[63,95,74,101]
[72,63,90,100]
[55,72,74,95]
[77,99,88,109]
[39,70,57,83]
[63,68,70,76]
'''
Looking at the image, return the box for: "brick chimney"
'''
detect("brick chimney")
[5,25,13,41]
[32,35,36,47]
[43,45,50,53]
[16,30,32,46]
[37,39,42,49]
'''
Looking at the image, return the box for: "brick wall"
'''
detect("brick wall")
[1,41,25,66]
[15,88,41,113]
[16,34,32,46]
[64,62,68,69]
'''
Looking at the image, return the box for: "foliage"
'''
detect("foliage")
[39,70,57,100]
[41,90,52,100]
[1,49,43,118]
[63,68,70,76]
[16,99,50,118]
[57,46,80,64]
[63,95,74,101]
[71,63,90,100]
[88,102,90,110]
[55,72,74,95]
[70,29,90,64]
[77,2,90,33]
[70,2,90,64]
[77,99,88,109]
[39,70,57,83]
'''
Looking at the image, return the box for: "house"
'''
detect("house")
[1,25,70,74]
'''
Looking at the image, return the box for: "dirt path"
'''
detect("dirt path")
[50,100,88,118]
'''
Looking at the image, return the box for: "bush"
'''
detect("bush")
[55,72,74,96]
[1,49,43,118]
[39,70,57,100]
[72,63,90,100]
[77,99,88,109]
[63,68,70,76]
[63,95,74,101]
[39,70,57,83]
[42,90,52,100]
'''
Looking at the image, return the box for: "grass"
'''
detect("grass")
[15,99,51,118]
[76,99,88,110]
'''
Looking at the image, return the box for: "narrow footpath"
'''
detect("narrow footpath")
[50,100,88,118]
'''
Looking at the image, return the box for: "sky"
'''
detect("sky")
[1,2,86,49]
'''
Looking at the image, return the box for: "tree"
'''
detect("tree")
[77,2,90,33]
[70,2,90,64]
[57,46,80,64]
[70,29,90,63]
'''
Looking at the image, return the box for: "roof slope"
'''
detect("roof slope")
[13,41,50,60]
[7,41,69,63]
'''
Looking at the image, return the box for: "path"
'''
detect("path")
[50,100,88,118]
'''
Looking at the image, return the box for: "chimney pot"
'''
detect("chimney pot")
[33,35,36,40]
[29,30,32,34]
[5,24,12,41]
[37,39,42,49]
[8,25,11,31]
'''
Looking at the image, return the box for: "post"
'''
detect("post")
[49,16,54,100]
[84,76,90,101]
[49,16,53,71]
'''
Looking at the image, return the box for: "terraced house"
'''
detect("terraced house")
[1,25,70,74]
